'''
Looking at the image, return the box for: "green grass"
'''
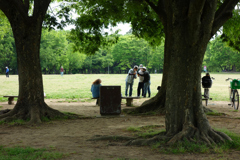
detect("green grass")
[0,112,82,125]
[0,73,239,101]
[8,119,26,125]
[0,146,66,160]
[0,97,6,102]
[152,139,210,154]
[0,119,27,125]
[0,74,161,100]
[0,121,5,125]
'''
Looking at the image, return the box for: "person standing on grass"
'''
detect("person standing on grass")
[91,79,102,105]
[5,66,9,78]
[125,65,138,97]
[137,64,145,97]
[60,66,64,76]
[142,67,151,97]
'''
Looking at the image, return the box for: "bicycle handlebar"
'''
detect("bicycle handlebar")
[226,78,240,81]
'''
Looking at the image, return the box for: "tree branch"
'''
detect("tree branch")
[212,0,239,36]
[157,0,164,7]
[200,0,218,41]
[33,0,51,20]
[23,0,30,15]
[0,0,8,13]
[144,0,166,24]
[188,0,206,20]
[0,0,28,24]
[187,0,206,45]
[11,0,29,21]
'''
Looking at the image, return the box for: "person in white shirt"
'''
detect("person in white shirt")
[137,64,144,97]
[125,65,138,97]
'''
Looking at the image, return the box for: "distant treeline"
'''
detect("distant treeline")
[0,28,239,74]
[203,36,240,72]
[0,29,164,74]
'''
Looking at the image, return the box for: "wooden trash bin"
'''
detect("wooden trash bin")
[100,86,121,115]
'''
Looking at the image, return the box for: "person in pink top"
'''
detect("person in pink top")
[60,66,64,76]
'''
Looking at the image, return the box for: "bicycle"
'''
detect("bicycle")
[202,77,214,106]
[226,78,240,110]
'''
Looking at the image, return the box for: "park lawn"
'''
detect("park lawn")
[0,72,240,101]
[0,74,161,100]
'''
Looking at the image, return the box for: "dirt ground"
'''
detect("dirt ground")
[1,99,240,160]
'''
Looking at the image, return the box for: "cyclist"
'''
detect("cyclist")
[202,73,212,88]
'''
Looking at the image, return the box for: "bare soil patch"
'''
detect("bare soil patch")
[1,99,240,160]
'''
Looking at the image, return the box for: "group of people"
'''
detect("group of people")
[90,64,151,103]
[125,64,150,98]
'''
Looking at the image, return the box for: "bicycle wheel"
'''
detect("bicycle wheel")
[230,90,239,110]
[230,89,234,107]
[229,87,232,102]
[204,88,209,106]
[231,90,239,110]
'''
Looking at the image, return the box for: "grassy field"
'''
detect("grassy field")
[0,73,240,101]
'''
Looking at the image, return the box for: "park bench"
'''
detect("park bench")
[3,95,46,105]
[3,96,18,105]
[92,97,139,107]
[121,97,140,106]
[92,97,100,106]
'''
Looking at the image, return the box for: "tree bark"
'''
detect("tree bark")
[0,0,64,123]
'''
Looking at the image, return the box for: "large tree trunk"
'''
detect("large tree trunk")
[163,1,232,144]
[126,0,236,145]
[0,0,64,123]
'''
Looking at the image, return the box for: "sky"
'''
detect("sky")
[50,2,132,35]
[64,23,131,35]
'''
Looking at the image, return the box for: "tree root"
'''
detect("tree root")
[123,104,212,115]
[87,124,232,147]
[0,102,75,124]
[122,91,211,115]
[203,106,213,113]
[87,132,170,146]
[167,125,232,146]
[125,135,169,146]
[0,109,11,115]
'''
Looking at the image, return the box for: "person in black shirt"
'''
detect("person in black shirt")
[202,73,212,88]
[137,64,144,97]
[141,67,151,97]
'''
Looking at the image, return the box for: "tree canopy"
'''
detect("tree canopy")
[221,6,240,51]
